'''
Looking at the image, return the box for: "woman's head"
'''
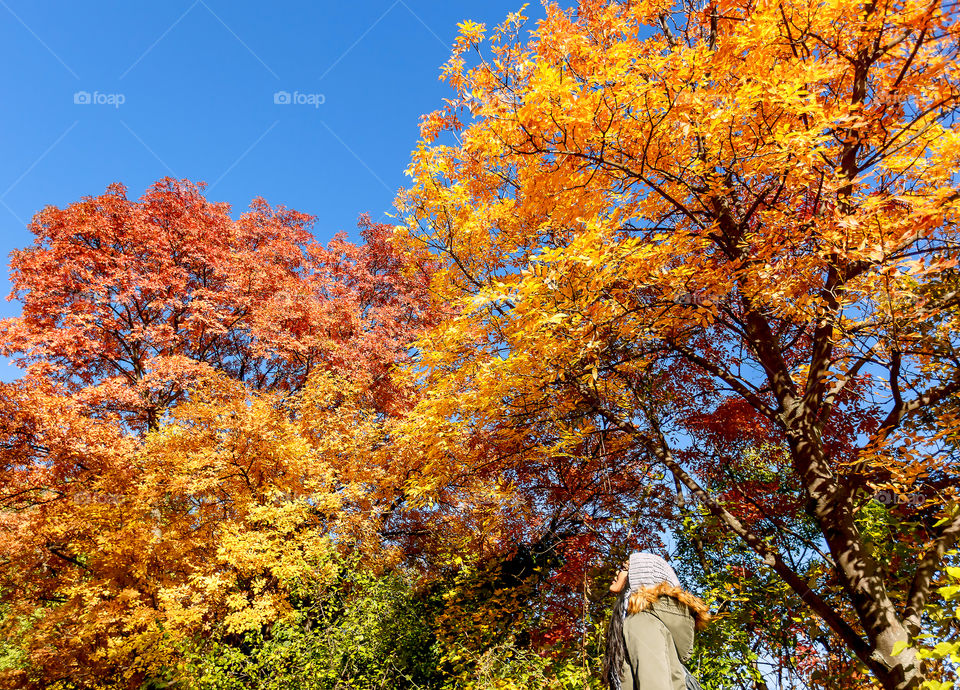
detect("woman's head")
[610,552,681,595]
[627,552,681,591]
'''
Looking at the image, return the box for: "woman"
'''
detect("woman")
[602,552,711,690]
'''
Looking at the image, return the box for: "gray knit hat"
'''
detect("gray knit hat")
[628,552,681,592]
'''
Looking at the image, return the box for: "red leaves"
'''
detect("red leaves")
[1,178,432,429]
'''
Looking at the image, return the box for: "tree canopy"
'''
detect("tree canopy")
[2,0,960,688]
[398,0,960,687]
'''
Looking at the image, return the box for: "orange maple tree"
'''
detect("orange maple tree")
[398,0,960,687]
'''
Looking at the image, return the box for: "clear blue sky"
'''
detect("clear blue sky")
[0,1,553,337]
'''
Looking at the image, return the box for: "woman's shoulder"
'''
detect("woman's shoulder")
[626,582,713,631]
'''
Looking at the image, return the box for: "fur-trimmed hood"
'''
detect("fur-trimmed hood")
[626,581,713,631]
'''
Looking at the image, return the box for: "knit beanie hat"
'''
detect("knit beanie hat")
[628,552,681,592]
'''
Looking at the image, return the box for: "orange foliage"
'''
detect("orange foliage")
[398,0,960,687]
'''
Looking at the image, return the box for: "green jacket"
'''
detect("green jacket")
[619,596,695,690]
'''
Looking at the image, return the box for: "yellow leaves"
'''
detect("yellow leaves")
[399,0,959,492]
[457,20,487,48]
[223,586,282,636]
[0,364,408,683]
[441,19,488,97]
[501,5,528,32]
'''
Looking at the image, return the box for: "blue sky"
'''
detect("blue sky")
[0,1,553,335]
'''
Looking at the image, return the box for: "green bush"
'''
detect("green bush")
[175,556,605,690]
[181,567,437,689]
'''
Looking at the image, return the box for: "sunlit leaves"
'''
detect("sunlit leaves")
[399,0,960,686]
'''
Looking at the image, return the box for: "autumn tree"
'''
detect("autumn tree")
[399,1,960,687]
[1,178,429,430]
[0,179,434,687]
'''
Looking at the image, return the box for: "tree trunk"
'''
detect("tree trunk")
[782,407,922,689]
